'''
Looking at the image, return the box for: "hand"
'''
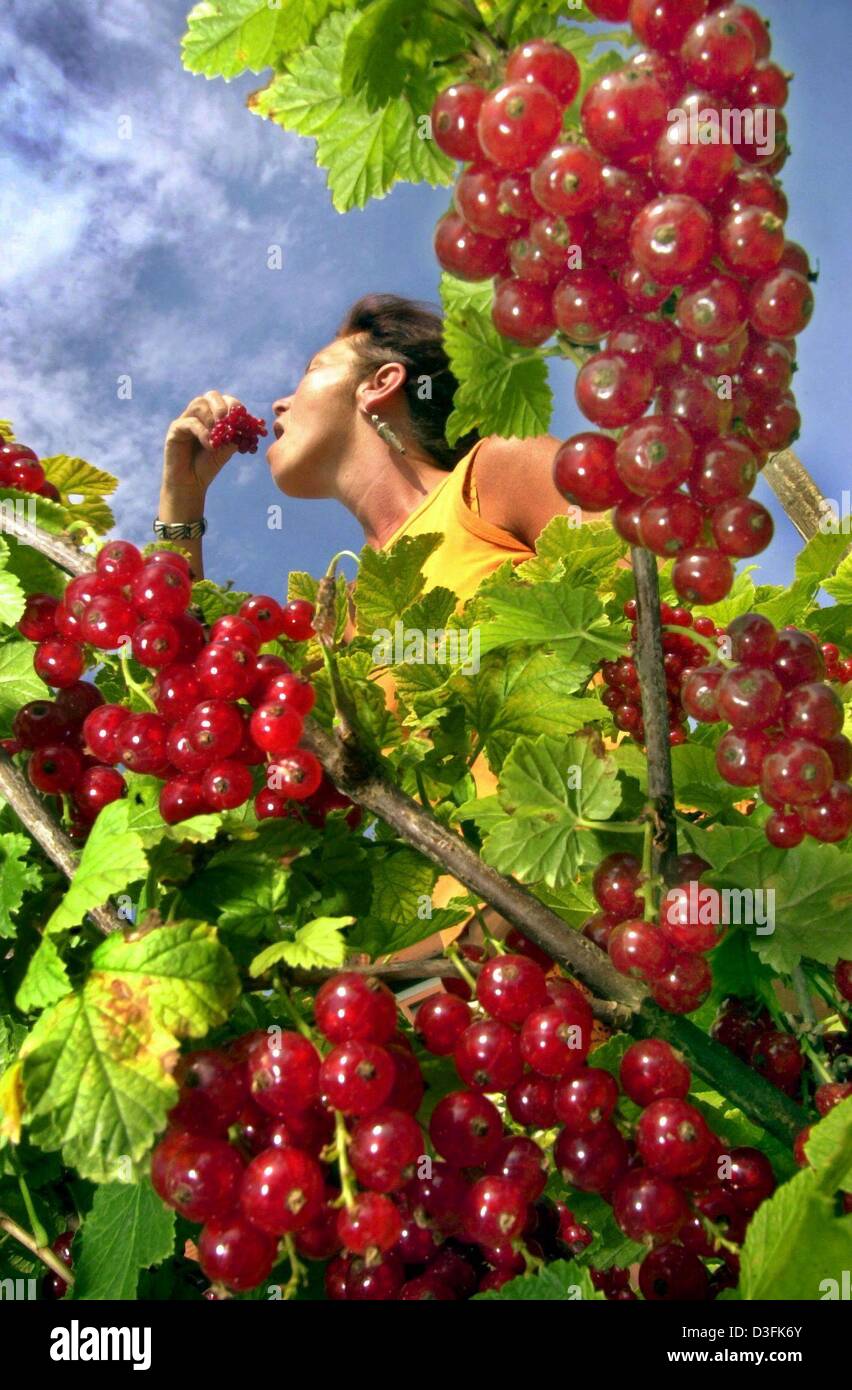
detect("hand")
[161,390,243,509]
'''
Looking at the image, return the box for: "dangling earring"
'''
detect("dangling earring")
[370,412,407,454]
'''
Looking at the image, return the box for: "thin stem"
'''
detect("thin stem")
[16,1165,48,1250]
[445,942,478,994]
[575,818,646,835]
[275,978,315,1042]
[119,644,157,712]
[281,1235,305,1300]
[334,1111,356,1211]
[472,905,504,954]
[0,1212,75,1287]
[791,963,818,1033]
[414,764,431,812]
[638,816,656,923]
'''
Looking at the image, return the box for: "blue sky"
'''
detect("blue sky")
[0,0,848,599]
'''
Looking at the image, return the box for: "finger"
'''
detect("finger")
[205,390,231,420]
[170,416,211,451]
[182,396,215,428]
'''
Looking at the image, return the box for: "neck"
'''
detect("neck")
[335,434,452,549]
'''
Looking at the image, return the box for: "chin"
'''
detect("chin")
[267,440,327,500]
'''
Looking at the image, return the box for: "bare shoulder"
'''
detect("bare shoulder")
[473,434,568,547]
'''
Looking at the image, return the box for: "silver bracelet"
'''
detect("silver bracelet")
[153,517,207,540]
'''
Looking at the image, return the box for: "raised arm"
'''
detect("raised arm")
[158,391,243,579]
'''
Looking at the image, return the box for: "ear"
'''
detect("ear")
[356,361,407,415]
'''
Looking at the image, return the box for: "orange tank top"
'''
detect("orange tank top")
[380,440,533,603]
[379,442,535,950]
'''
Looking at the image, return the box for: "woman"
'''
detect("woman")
[157,294,572,594]
[156,294,577,964]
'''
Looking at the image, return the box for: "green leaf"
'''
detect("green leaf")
[680,824,852,974]
[476,568,623,662]
[670,743,747,816]
[354,533,442,636]
[181,0,345,76]
[517,516,627,589]
[348,847,468,957]
[0,534,66,599]
[177,821,318,937]
[795,531,850,596]
[737,1099,852,1300]
[252,10,455,211]
[0,549,25,627]
[71,1179,175,1300]
[438,647,605,772]
[482,734,622,888]
[473,1259,604,1301]
[250,916,353,975]
[20,921,240,1181]
[341,0,468,107]
[0,639,49,735]
[190,579,251,624]
[43,456,117,534]
[0,490,69,535]
[823,550,852,605]
[15,937,71,1013]
[44,800,149,935]
[0,833,42,938]
[441,274,554,443]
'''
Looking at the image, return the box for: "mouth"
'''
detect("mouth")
[273,419,286,441]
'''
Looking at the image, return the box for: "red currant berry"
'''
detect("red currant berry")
[761,737,834,807]
[241,1145,324,1234]
[552,268,626,344]
[593,851,644,919]
[630,194,713,286]
[749,268,815,338]
[576,351,654,429]
[186,699,244,760]
[553,1067,618,1133]
[620,1039,691,1107]
[672,547,734,605]
[454,1019,523,1091]
[159,776,207,824]
[554,1123,629,1195]
[506,39,581,106]
[198,1215,277,1291]
[651,950,712,1013]
[676,272,747,344]
[34,638,85,689]
[553,433,628,513]
[247,1031,320,1119]
[434,212,508,282]
[615,417,694,496]
[613,1168,688,1242]
[799,782,852,843]
[638,491,703,557]
[18,593,60,642]
[639,1243,709,1300]
[429,1090,502,1167]
[477,81,563,170]
[629,0,708,54]
[131,562,191,619]
[154,1134,244,1221]
[348,1109,422,1193]
[636,1097,713,1177]
[781,682,844,743]
[319,1041,395,1117]
[28,744,84,794]
[476,953,548,1025]
[249,700,303,756]
[314,972,397,1045]
[432,84,487,161]
[492,277,555,345]
[266,748,323,801]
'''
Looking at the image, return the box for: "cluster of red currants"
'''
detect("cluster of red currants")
[431,3,811,609]
[599,597,727,744]
[8,532,342,832]
[681,613,852,846]
[583,850,722,1013]
[148,964,787,1300]
[208,405,268,455]
[0,437,62,502]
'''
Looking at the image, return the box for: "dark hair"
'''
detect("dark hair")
[337,294,479,471]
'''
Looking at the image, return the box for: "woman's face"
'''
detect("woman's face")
[267,337,362,498]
